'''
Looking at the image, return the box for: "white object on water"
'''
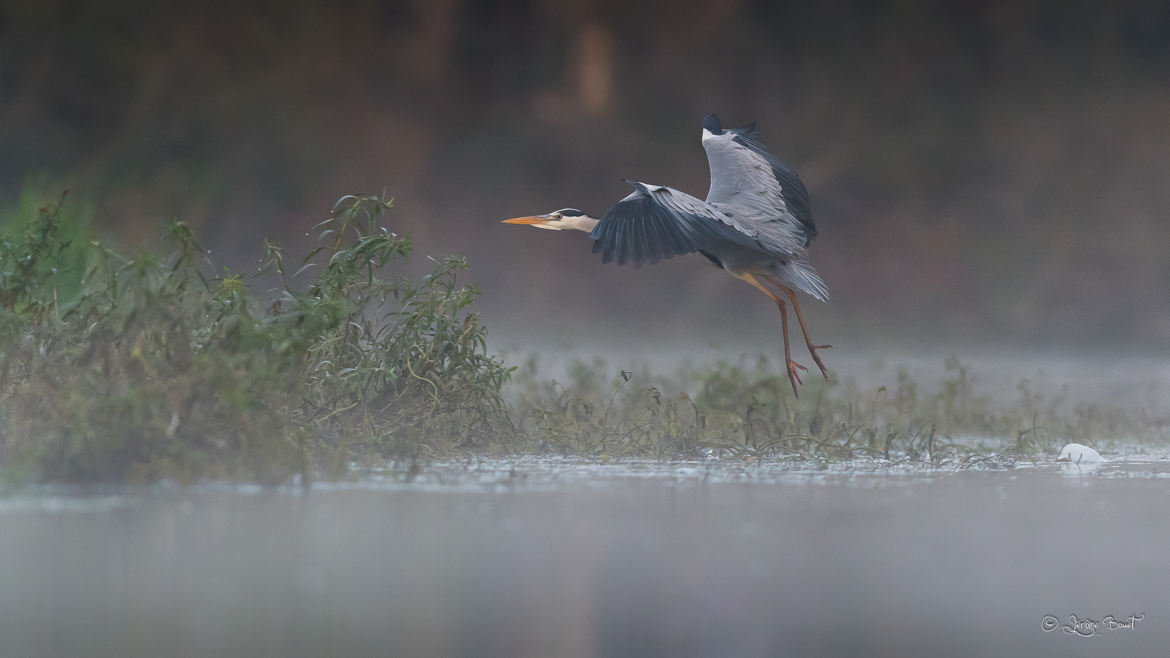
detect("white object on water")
[1056,443,1104,464]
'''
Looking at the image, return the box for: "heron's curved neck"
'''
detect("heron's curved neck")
[562,216,599,233]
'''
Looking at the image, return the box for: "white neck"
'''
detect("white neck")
[562,215,599,232]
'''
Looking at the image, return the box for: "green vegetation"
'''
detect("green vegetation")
[0,181,91,313]
[505,353,1158,467]
[0,192,509,484]
[0,190,1161,485]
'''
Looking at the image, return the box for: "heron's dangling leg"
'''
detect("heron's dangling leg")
[737,273,806,397]
[766,278,831,380]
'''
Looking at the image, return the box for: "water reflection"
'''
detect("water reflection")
[1,458,1167,657]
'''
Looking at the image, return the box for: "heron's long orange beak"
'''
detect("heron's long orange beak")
[502,215,550,225]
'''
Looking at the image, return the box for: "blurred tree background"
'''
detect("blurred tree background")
[2,0,1168,353]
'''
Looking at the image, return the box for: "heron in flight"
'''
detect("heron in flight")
[503,114,829,396]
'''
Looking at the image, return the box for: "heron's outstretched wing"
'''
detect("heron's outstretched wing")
[589,181,760,267]
[702,121,816,254]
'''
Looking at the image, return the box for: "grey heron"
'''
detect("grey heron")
[503,114,829,396]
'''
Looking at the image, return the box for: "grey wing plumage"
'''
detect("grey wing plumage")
[589,181,760,267]
[702,123,816,255]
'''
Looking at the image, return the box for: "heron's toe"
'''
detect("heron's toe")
[786,360,807,393]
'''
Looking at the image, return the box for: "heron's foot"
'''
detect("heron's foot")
[786,360,807,397]
[808,344,832,380]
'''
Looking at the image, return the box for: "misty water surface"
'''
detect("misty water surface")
[2,454,1167,658]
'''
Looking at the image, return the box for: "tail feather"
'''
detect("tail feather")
[781,260,829,302]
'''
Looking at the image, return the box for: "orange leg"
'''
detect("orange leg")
[737,273,806,397]
[765,278,831,380]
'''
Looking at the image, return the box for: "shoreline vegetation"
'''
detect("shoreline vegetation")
[0,192,1162,485]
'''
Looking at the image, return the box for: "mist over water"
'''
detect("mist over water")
[2,461,1168,658]
[3,3,1169,656]
[495,335,1170,415]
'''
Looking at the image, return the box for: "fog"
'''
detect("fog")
[3,1,1169,352]
[3,3,1169,656]
[2,462,1167,657]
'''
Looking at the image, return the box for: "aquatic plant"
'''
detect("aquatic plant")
[0,192,510,484]
[503,352,1162,466]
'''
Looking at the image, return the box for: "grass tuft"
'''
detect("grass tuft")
[503,352,1163,467]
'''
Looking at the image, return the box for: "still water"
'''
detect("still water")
[1,457,1166,657]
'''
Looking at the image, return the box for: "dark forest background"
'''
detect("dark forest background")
[3,0,1168,353]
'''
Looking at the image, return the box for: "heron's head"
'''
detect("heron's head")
[502,208,597,232]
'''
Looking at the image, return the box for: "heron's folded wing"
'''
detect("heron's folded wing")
[589,182,759,267]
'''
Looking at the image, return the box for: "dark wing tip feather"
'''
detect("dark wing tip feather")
[590,190,717,268]
[631,216,647,266]
[731,121,758,138]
